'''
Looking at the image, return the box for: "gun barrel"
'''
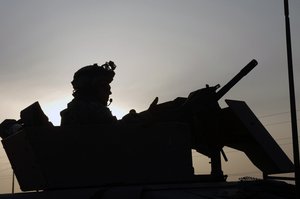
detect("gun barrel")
[215,59,258,101]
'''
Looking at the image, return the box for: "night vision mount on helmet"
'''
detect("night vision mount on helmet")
[71,61,116,91]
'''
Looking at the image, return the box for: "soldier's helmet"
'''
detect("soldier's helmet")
[72,61,116,92]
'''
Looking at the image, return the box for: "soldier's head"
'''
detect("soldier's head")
[71,61,116,106]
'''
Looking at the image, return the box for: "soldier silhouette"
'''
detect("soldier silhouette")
[60,61,159,126]
[60,61,118,125]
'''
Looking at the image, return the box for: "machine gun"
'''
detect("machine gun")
[188,59,257,103]
[136,59,293,180]
[140,59,258,120]
[132,60,257,154]
[138,59,258,138]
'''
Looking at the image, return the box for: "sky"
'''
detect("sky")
[0,0,299,194]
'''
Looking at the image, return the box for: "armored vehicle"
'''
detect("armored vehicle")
[0,60,295,198]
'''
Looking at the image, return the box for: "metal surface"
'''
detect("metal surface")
[225,99,294,174]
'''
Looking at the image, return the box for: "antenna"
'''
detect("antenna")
[283,0,299,195]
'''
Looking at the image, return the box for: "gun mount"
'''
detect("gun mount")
[135,59,293,179]
[0,60,294,192]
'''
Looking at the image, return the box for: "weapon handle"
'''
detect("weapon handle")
[215,59,258,101]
